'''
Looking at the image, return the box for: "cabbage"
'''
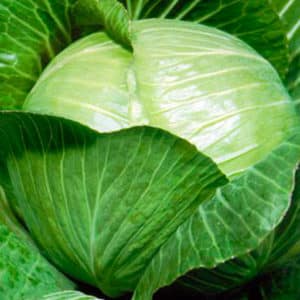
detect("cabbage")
[0,0,299,299]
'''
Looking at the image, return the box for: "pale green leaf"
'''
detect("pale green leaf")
[119,0,289,77]
[24,19,298,178]
[43,290,103,300]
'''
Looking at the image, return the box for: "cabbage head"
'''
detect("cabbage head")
[0,1,299,300]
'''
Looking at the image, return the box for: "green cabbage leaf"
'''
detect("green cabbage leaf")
[0,1,300,299]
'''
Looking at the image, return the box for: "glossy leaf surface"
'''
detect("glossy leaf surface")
[24,19,298,177]
[43,291,103,300]
[118,0,288,77]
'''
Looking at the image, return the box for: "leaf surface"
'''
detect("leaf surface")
[263,166,300,268]
[72,0,131,48]
[0,111,227,297]
[132,134,300,300]
[43,290,103,300]
[231,257,300,300]
[0,185,31,243]
[119,0,288,77]
[259,259,300,300]
[0,223,74,300]
[0,0,74,108]
[24,19,297,178]
[271,0,300,100]
[177,166,300,295]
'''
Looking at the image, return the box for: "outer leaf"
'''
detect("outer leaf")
[0,185,31,243]
[72,0,132,48]
[0,174,75,299]
[0,0,74,108]
[0,112,227,297]
[231,257,300,300]
[132,134,300,300]
[0,223,74,300]
[119,0,289,77]
[264,166,300,267]
[258,259,300,300]
[288,55,300,101]
[43,291,103,300]
[176,166,300,295]
[0,161,24,220]
[270,0,300,100]
[177,252,267,295]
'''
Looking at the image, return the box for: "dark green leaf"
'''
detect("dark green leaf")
[0,185,31,243]
[0,0,74,108]
[177,165,300,295]
[231,257,300,300]
[270,0,300,100]
[0,223,75,300]
[72,0,132,48]
[132,133,300,300]
[258,258,300,300]
[0,172,75,299]
[0,111,227,297]
[264,166,300,268]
